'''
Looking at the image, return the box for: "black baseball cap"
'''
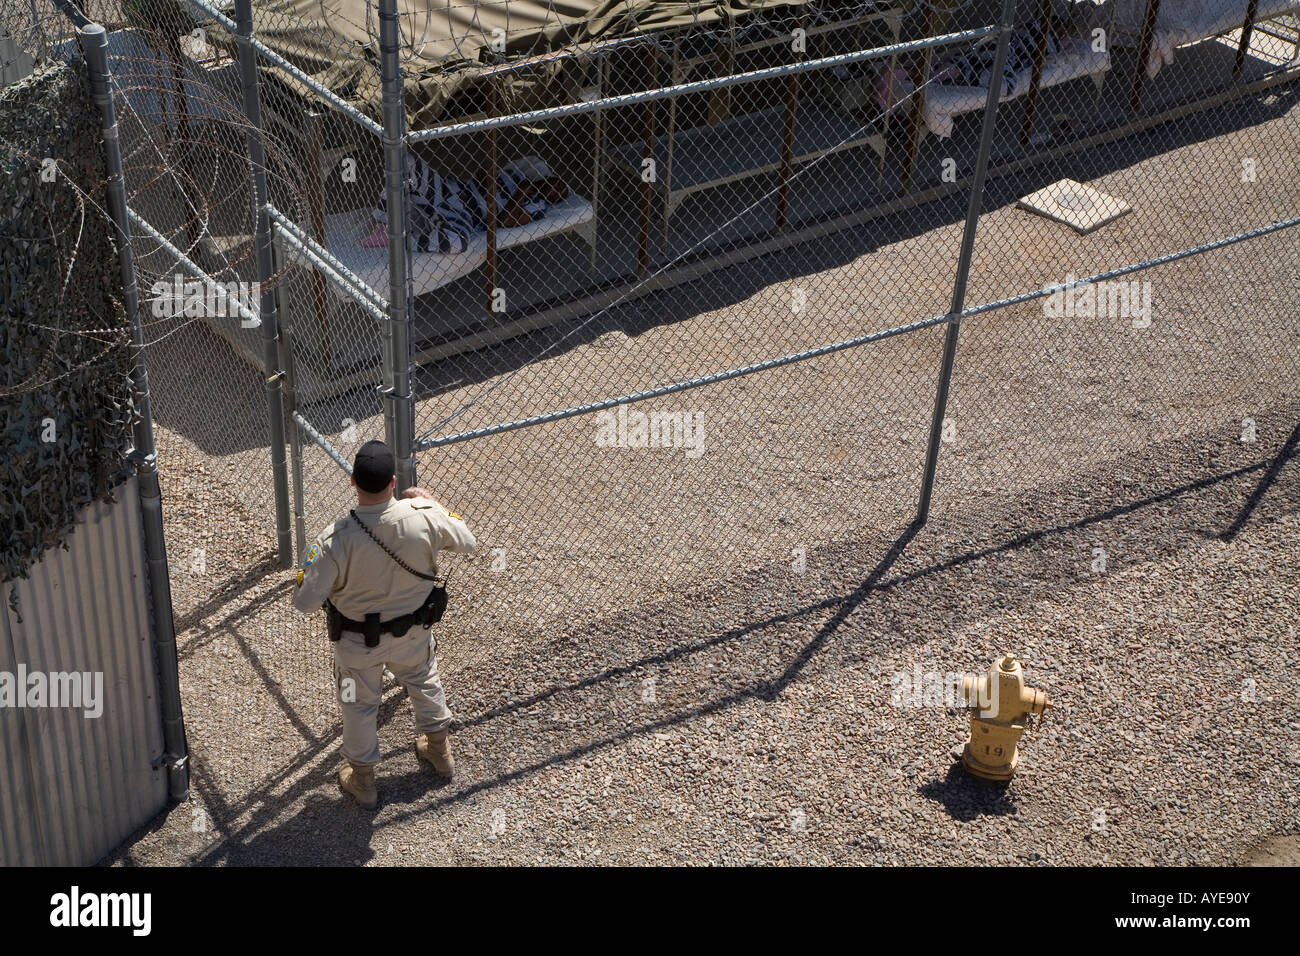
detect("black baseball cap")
[353,439,395,494]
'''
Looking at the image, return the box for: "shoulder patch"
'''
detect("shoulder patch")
[409,498,459,520]
[304,542,321,567]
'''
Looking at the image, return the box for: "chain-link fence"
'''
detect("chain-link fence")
[9,0,1299,839]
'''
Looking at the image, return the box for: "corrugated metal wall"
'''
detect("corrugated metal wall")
[1,33,35,87]
[0,477,168,865]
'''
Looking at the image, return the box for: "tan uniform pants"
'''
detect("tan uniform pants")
[332,624,452,767]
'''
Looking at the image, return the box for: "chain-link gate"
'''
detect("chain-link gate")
[8,0,1299,845]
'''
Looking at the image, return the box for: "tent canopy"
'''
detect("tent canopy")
[238,1,871,128]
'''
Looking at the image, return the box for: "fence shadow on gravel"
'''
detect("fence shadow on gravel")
[179,412,1300,864]
[1219,419,1300,541]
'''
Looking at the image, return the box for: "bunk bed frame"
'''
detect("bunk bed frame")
[898,0,1300,190]
[606,6,905,274]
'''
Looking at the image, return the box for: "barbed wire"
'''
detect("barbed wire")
[0,46,315,397]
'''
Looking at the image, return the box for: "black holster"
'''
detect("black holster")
[361,612,382,647]
[326,602,381,647]
[421,584,449,625]
[381,583,446,635]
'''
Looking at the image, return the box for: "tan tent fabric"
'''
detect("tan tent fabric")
[234,1,841,128]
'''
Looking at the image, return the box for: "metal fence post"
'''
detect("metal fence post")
[80,21,190,800]
[378,0,417,492]
[232,0,293,566]
[915,0,1019,526]
[280,316,308,561]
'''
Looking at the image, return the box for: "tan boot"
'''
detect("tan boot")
[416,730,454,778]
[338,762,377,809]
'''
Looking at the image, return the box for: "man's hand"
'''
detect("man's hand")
[401,486,436,501]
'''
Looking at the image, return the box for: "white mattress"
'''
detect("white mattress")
[920,44,1111,138]
[1110,0,1300,77]
[298,192,595,301]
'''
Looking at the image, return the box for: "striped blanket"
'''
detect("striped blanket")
[372,155,551,253]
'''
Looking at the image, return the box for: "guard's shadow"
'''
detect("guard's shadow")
[233,786,379,867]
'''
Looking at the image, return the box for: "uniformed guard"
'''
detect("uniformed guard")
[292,440,476,809]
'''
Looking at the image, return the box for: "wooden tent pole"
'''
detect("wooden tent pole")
[1019,0,1053,149]
[485,77,498,321]
[638,43,658,278]
[775,19,803,234]
[900,4,951,193]
[1233,0,1261,78]
[1128,0,1161,115]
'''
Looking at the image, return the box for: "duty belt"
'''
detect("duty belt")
[326,586,447,647]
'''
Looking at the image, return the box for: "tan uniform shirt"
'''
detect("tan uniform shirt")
[292,497,476,621]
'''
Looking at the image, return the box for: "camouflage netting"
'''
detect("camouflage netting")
[0,60,136,583]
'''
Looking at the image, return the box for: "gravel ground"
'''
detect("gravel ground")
[108,400,1300,865]
[106,91,1300,865]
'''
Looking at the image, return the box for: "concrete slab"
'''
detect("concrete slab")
[1016,178,1132,234]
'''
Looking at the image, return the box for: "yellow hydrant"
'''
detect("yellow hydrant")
[960,654,1048,781]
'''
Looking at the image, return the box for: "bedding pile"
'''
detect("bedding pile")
[1100,0,1300,78]
[876,21,1110,138]
[285,156,595,299]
